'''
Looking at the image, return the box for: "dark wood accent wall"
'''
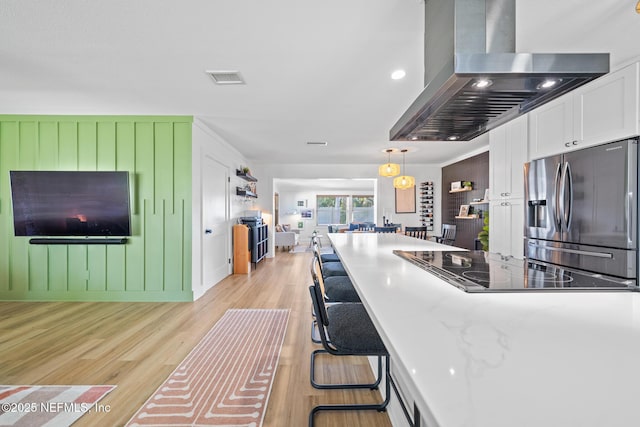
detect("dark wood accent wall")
[441,151,489,250]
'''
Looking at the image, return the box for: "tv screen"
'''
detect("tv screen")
[10,171,132,237]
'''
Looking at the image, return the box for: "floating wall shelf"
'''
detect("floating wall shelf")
[236,187,258,198]
[455,215,480,219]
[236,169,258,182]
[449,187,473,194]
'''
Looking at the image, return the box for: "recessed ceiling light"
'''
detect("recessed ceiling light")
[472,79,493,89]
[538,79,561,89]
[447,136,459,141]
[391,69,406,80]
[410,136,419,141]
[205,70,245,85]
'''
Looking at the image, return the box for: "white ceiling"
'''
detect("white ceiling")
[275,178,375,193]
[1,1,638,166]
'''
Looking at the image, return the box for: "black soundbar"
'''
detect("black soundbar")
[29,238,128,245]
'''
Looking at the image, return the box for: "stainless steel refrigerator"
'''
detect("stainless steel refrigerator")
[524,138,638,279]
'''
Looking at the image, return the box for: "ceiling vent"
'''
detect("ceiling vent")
[306,141,328,146]
[206,70,245,85]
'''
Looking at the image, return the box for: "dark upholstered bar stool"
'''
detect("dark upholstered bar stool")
[312,233,341,263]
[311,255,359,303]
[313,242,347,278]
[309,255,359,344]
[308,279,390,426]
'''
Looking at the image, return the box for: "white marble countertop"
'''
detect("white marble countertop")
[328,232,640,427]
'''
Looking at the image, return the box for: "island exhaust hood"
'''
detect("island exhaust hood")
[390,0,609,142]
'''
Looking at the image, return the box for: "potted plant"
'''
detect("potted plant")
[462,180,472,190]
[477,212,489,251]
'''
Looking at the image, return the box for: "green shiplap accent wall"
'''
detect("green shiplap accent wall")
[0,115,193,301]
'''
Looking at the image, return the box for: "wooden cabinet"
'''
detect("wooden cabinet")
[233,223,268,273]
[529,62,639,160]
[233,224,250,274]
[489,199,524,259]
[489,114,527,200]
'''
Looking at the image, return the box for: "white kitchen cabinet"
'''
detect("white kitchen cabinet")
[489,198,524,259]
[489,114,528,200]
[574,61,639,146]
[529,61,639,160]
[528,96,573,159]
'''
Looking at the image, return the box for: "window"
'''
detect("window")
[352,195,374,223]
[317,196,347,225]
[316,195,374,225]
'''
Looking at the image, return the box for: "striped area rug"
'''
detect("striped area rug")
[127,308,290,427]
[0,385,115,426]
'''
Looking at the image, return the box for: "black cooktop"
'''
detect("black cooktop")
[393,250,638,292]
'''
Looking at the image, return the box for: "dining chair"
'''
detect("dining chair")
[404,226,428,240]
[358,222,375,231]
[374,226,396,233]
[435,224,457,245]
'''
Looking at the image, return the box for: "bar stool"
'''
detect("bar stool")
[311,255,359,303]
[313,242,347,278]
[308,280,390,426]
[309,254,359,343]
[311,234,341,263]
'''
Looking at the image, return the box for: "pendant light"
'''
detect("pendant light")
[393,149,415,189]
[378,148,400,177]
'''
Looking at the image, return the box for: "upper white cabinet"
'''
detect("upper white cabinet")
[489,114,528,200]
[529,61,639,160]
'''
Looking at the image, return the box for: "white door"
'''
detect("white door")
[202,155,230,288]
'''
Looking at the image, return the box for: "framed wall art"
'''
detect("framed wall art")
[395,187,416,213]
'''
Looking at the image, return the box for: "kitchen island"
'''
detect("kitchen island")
[328,232,640,427]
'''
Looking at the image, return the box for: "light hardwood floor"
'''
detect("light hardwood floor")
[0,250,393,427]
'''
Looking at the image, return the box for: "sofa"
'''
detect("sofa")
[274,224,299,251]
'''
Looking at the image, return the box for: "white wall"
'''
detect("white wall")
[192,119,256,299]
[516,1,640,71]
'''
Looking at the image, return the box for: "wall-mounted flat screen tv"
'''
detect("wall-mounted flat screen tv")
[10,171,132,237]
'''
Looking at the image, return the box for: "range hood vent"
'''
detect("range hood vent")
[390,0,609,142]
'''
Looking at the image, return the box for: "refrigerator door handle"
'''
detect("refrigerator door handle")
[564,161,573,232]
[553,162,562,232]
[527,241,614,258]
